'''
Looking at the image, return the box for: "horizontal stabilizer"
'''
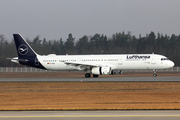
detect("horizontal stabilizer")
[6,58,28,62]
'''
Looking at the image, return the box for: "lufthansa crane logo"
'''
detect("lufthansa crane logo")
[18,44,28,55]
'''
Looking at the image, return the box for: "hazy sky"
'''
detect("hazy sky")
[0,0,180,41]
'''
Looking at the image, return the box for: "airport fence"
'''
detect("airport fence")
[0,67,179,72]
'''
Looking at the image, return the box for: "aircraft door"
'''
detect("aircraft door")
[35,57,39,66]
[151,55,156,64]
[77,58,81,62]
[118,59,123,65]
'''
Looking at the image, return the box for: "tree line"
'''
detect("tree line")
[0,31,180,67]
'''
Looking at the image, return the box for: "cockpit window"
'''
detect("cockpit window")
[161,58,169,60]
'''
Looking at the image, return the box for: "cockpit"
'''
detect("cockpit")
[161,58,169,61]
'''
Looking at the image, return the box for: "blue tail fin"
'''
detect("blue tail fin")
[13,34,46,69]
[13,34,37,58]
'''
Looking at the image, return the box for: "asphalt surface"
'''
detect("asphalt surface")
[1,77,180,120]
[0,110,180,120]
[0,76,180,82]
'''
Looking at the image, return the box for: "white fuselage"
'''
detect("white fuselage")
[36,54,174,71]
[11,34,175,77]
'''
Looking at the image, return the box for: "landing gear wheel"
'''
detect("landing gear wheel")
[85,73,91,78]
[153,70,157,77]
[153,74,157,77]
[93,74,99,77]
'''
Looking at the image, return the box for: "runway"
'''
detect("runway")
[0,110,180,120]
[1,77,180,120]
[0,76,180,82]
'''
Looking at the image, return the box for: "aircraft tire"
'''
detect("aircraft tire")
[85,73,91,78]
[153,74,157,77]
[93,74,99,77]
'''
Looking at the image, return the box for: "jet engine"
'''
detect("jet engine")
[91,67,111,75]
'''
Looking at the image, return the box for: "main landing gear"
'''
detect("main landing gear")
[153,70,157,77]
[93,74,99,77]
[85,73,99,78]
[85,73,91,78]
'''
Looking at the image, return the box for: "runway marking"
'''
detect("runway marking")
[1,115,180,118]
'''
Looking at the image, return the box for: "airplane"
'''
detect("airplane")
[8,34,174,78]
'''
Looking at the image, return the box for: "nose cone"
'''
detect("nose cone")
[169,61,175,68]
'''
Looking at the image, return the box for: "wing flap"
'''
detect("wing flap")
[64,61,101,68]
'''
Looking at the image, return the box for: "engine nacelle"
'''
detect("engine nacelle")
[91,67,111,75]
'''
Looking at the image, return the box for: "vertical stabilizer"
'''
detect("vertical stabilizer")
[12,34,45,69]
[13,34,37,58]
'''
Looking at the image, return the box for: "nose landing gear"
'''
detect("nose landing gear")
[153,70,157,77]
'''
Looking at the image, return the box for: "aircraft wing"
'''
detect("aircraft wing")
[63,61,102,69]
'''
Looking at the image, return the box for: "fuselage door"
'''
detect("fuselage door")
[151,55,156,64]
[35,57,39,66]
[77,58,81,62]
[118,59,123,65]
